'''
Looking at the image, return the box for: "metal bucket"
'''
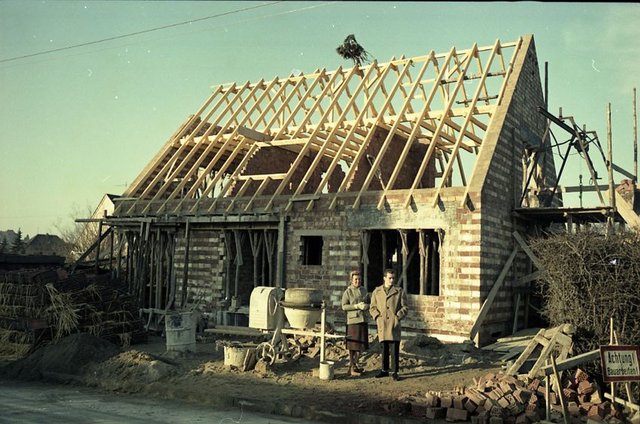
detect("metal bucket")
[165,312,196,353]
[224,344,256,370]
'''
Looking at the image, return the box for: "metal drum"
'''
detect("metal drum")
[281,288,323,329]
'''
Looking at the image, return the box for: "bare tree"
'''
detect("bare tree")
[54,203,97,261]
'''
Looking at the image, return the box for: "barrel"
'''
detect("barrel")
[165,311,196,353]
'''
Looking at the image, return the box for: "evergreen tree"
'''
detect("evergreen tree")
[11,229,25,254]
[0,237,7,254]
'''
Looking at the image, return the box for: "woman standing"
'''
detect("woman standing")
[341,270,369,376]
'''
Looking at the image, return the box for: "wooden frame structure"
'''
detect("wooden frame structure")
[116,38,523,217]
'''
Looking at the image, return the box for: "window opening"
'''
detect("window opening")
[301,236,323,265]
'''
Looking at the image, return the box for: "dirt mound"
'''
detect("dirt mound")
[83,350,177,391]
[2,332,120,381]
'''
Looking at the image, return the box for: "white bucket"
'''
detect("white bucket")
[165,312,196,353]
[319,360,335,380]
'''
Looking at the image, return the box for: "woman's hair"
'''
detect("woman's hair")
[349,270,361,280]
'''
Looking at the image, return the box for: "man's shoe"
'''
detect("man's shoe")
[391,373,400,381]
[375,370,389,378]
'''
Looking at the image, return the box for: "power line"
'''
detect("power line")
[0,1,283,64]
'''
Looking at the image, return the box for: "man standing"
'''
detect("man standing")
[369,269,408,381]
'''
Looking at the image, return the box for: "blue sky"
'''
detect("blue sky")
[1,1,639,237]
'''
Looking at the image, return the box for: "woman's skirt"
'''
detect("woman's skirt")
[346,322,369,351]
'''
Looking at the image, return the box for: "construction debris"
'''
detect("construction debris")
[421,369,622,423]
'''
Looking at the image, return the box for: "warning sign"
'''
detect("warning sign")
[600,345,640,382]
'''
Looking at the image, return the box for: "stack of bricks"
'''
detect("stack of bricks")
[421,369,623,423]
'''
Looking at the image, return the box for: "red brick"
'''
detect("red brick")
[425,392,440,407]
[446,407,469,422]
[453,396,468,410]
[578,380,595,395]
[426,407,447,419]
[441,396,453,408]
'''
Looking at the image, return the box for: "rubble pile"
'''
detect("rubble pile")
[415,369,623,423]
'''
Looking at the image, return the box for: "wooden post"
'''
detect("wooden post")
[399,230,408,291]
[551,355,570,424]
[418,230,426,296]
[108,226,114,275]
[381,232,387,272]
[544,61,549,110]
[276,214,285,288]
[634,87,637,183]
[320,303,326,363]
[181,220,191,308]
[95,219,103,273]
[610,317,616,407]
[545,359,551,421]
[607,103,615,232]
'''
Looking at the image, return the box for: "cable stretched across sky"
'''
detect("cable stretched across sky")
[0,1,283,64]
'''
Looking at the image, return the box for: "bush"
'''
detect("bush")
[530,230,640,355]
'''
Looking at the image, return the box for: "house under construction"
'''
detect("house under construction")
[86,34,640,346]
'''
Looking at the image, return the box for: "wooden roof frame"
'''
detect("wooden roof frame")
[121,36,528,216]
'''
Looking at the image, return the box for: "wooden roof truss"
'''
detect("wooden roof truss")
[122,38,523,215]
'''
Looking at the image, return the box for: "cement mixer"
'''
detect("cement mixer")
[248,286,342,366]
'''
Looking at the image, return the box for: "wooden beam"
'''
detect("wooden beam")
[166,79,270,212]
[432,41,496,207]
[405,47,475,208]
[469,244,519,341]
[125,85,229,214]
[353,57,430,209]
[513,231,544,270]
[141,81,251,214]
[263,67,347,211]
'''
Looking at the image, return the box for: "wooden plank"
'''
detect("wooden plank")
[513,231,544,270]
[527,327,561,377]
[551,356,570,424]
[506,329,545,375]
[469,245,518,340]
[614,190,640,229]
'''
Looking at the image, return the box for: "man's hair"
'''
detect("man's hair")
[383,268,395,277]
[350,270,361,279]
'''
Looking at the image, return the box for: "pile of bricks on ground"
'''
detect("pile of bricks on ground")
[402,369,624,423]
[0,268,146,357]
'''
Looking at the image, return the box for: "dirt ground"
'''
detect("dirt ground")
[0,332,504,420]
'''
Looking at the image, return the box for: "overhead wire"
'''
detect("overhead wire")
[0,1,337,69]
[0,1,284,64]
